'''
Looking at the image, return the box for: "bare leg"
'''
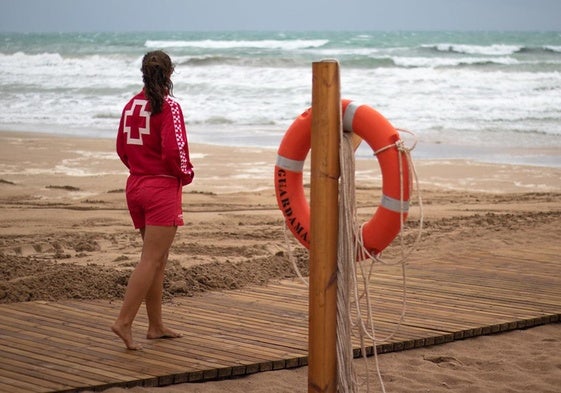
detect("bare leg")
[145,249,183,339]
[111,225,177,350]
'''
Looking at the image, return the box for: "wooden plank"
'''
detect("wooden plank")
[0,247,559,393]
[0,350,102,388]
[0,308,223,377]
[0,298,302,380]
[0,368,64,393]
[0,334,151,381]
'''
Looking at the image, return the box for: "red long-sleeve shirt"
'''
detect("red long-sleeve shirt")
[116,91,194,185]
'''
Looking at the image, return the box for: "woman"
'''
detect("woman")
[112,50,194,350]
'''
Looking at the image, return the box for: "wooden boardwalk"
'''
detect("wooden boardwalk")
[0,247,560,393]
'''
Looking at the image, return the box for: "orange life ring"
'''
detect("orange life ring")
[274,99,410,257]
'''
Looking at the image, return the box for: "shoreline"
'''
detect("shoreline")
[2,125,561,169]
[1,129,560,196]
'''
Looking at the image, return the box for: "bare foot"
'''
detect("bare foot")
[111,323,142,350]
[146,326,183,340]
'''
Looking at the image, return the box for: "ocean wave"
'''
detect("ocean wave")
[516,46,561,56]
[200,115,235,125]
[93,112,120,120]
[543,45,561,53]
[175,55,238,66]
[0,51,64,66]
[423,43,523,56]
[340,56,396,68]
[145,39,329,50]
[175,55,300,67]
[0,51,130,69]
[392,56,519,68]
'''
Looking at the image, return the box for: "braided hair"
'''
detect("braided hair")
[141,50,175,114]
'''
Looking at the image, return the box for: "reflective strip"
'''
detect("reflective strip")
[381,194,409,213]
[276,155,305,172]
[342,101,361,133]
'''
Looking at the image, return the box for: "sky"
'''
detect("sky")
[1,0,560,33]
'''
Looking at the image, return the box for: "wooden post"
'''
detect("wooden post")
[308,60,341,393]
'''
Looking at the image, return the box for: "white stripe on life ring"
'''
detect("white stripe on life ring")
[381,194,410,213]
[276,155,305,173]
[343,101,362,133]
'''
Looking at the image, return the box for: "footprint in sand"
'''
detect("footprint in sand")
[423,355,464,369]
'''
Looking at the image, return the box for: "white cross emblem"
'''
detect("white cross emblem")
[123,99,151,145]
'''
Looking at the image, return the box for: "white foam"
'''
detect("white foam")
[427,43,523,56]
[544,45,561,53]
[392,56,519,68]
[145,39,329,50]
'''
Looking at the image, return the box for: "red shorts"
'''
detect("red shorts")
[126,175,184,229]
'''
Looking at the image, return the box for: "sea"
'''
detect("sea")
[1,31,560,167]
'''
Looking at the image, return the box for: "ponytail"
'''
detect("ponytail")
[141,50,175,114]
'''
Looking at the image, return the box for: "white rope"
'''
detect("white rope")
[355,130,423,393]
[351,130,423,350]
[281,127,424,393]
[283,222,309,287]
[337,132,359,392]
[342,128,424,393]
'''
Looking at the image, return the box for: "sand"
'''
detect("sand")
[0,130,560,392]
